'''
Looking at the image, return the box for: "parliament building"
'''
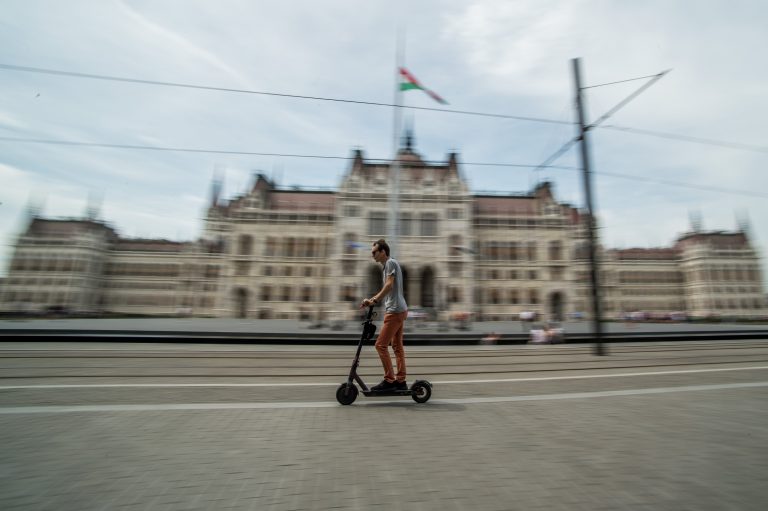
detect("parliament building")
[2,135,766,321]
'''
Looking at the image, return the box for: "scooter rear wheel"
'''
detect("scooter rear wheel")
[336,383,358,405]
[411,381,432,403]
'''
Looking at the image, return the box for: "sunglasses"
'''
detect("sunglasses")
[371,249,379,256]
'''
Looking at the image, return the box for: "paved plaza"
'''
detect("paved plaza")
[1,341,767,510]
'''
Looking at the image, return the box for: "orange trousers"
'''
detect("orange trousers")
[375,310,408,383]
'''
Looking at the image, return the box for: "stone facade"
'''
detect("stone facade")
[1,139,765,320]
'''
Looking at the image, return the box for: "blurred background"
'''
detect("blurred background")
[1,0,766,325]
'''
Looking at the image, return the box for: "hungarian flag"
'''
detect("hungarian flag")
[399,67,448,105]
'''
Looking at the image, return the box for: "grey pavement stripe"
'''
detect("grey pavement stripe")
[0,381,766,414]
[0,382,339,389]
[438,381,768,405]
[433,365,768,384]
[1,364,767,389]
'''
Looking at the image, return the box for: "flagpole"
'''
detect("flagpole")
[389,27,405,257]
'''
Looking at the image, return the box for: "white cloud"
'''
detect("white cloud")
[446,0,582,96]
[0,0,766,288]
[115,0,253,87]
[0,111,27,130]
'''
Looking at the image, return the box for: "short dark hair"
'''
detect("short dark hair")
[373,238,390,256]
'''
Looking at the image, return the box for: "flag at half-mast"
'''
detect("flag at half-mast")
[399,67,448,105]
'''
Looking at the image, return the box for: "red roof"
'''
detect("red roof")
[114,239,189,253]
[612,248,679,260]
[271,192,336,212]
[474,197,537,215]
[27,218,116,237]
[675,231,748,249]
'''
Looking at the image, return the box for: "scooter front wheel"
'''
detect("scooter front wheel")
[336,383,358,405]
[411,381,432,403]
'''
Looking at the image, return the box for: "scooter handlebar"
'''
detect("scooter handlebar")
[359,301,376,316]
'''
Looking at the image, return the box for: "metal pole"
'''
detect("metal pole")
[389,29,405,257]
[572,58,606,356]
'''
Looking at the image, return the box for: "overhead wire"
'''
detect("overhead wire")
[0,135,577,170]
[587,70,670,130]
[532,70,669,173]
[1,63,765,153]
[593,169,768,199]
[581,72,670,89]
[2,63,766,199]
[0,63,570,126]
[600,125,768,154]
[0,135,764,199]
[532,100,576,184]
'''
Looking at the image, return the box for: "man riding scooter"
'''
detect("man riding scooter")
[361,238,409,392]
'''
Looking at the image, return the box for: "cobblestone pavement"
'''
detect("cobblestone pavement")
[1,343,767,510]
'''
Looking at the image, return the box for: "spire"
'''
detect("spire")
[689,210,702,232]
[85,190,103,220]
[446,151,462,180]
[401,116,415,152]
[396,117,425,166]
[736,210,751,238]
[25,193,43,220]
[209,166,224,207]
[401,128,414,151]
[447,151,458,170]
[351,147,364,172]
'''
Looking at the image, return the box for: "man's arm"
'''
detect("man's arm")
[362,275,395,307]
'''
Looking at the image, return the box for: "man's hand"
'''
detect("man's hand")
[361,298,375,308]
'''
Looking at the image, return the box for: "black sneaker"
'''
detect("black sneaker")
[395,381,408,390]
[371,380,396,391]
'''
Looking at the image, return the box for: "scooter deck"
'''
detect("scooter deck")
[362,389,414,397]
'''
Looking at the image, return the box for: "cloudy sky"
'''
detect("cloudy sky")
[1,0,766,286]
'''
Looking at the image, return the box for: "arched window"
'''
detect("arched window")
[549,240,562,261]
[343,233,356,255]
[527,241,537,261]
[265,237,276,256]
[448,286,462,303]
[449,234,463,255]
[284,237,296,257]
[238,234,253,255]
[421,267,435,308]
[509,241,520,261]
[295,238,307,258]
[306,238,316,258]
[368,212,387,235]
[420,213,438,236]
[400,212,413,236]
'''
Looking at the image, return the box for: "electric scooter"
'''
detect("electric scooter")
[335,305,432,405]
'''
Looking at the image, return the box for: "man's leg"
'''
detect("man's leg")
[390,311,408,382]
[375,313,397,382]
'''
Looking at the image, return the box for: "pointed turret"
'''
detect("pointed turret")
[85,190,102,220]
[209,171,223,208]
[447,151,459,175]
[351,147,364,173]
[396,126,424,165]
[403,127,414,151]
[533,181,554,201]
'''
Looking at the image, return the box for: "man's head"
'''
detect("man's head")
[371,238,390,264]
